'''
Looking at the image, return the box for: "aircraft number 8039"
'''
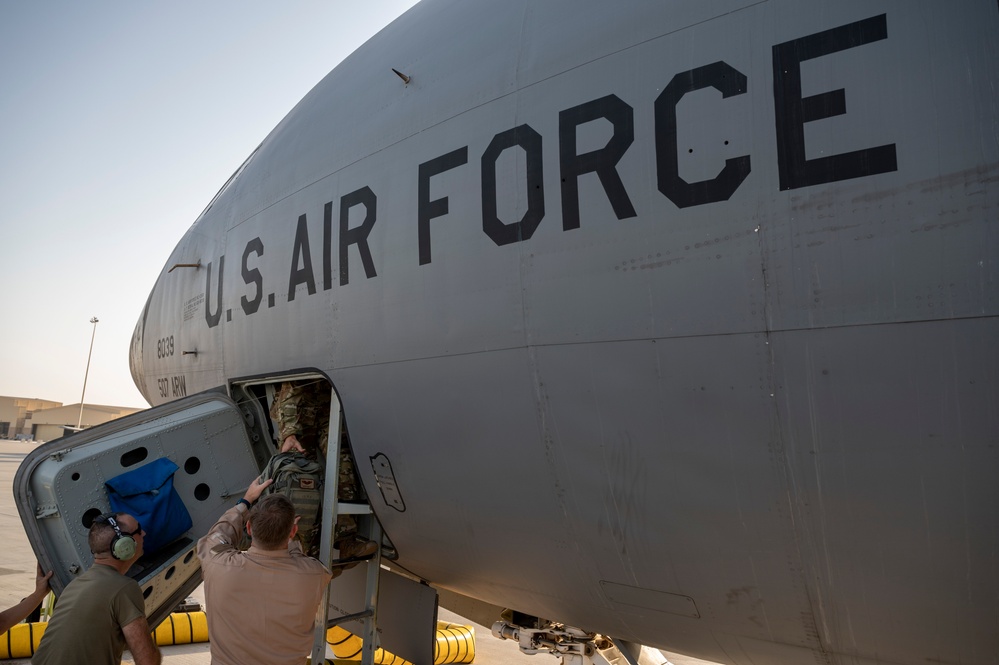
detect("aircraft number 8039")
[156,336,175,359]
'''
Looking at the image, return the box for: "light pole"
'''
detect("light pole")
[77,317,99,430]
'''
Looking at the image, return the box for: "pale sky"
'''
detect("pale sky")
[0,1,418,409]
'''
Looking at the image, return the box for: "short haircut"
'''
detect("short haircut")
[249,495,296,549]
[89,512,122,555]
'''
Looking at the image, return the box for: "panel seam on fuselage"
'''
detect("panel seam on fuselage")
[326,313,998,371]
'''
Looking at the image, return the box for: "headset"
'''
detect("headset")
[95,513,139,561]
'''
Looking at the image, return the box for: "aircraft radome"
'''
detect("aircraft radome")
[16,1,998,665]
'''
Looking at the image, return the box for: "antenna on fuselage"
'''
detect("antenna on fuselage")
[168,261,201,273]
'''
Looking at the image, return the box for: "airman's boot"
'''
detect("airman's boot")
[336,537,378,562]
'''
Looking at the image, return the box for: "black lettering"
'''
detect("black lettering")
[773,14,896,190]
[323,201,334,291]
[288,214,316,301]
[156,336,175,359]
[205,256,224,328]
[559,94,636,231]
[481,124,545,246]
[241,238,263,315]
[656,61,751,208]
[418,147,469,265]
[340,187,378,286]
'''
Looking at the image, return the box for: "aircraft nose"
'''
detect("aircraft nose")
[129,295,152,403]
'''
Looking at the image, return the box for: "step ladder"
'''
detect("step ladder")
[310,393,383,665]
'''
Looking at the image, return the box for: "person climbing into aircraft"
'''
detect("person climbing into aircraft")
[197,476,332,664]
[32,513,161,665]
[0,563,51,635]
[269,380,377,561]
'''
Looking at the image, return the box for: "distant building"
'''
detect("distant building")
[27,404,144,442]
[0,396,143,443]
[0,396,62,439]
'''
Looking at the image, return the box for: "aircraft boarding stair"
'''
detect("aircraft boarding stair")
[310,393,439,665]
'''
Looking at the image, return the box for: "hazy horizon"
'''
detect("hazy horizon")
[0,1,419,408]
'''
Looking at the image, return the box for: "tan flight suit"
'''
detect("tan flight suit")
[196,502,332,665]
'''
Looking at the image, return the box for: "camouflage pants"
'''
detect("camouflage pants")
[334,515,357,544]
[333,448,361,544]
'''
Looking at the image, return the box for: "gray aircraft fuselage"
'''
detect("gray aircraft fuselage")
[128,1,998,664]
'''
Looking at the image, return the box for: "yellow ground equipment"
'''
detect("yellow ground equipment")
[325,620,475,664]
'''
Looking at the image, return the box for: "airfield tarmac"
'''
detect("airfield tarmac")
[0,440,713,665]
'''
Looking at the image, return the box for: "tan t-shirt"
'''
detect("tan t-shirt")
[197,502,332,665]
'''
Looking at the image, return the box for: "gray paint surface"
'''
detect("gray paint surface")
[36,1,999,664]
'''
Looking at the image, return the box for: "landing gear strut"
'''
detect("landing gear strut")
[492,615,672,665]
[492,619,597,665]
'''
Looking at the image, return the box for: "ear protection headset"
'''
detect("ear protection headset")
[96,513,138,561]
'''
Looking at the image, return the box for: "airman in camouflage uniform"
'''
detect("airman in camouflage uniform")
[269,380,376,560]
[270,381,332,457]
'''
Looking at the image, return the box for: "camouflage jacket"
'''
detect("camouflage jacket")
[269,381,331,453]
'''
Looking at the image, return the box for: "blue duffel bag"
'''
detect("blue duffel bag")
[105,457,193,555]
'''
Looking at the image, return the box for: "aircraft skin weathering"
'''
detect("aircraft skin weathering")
[121,1,997,665]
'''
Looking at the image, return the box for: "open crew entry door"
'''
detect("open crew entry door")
[14,389,267,628]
